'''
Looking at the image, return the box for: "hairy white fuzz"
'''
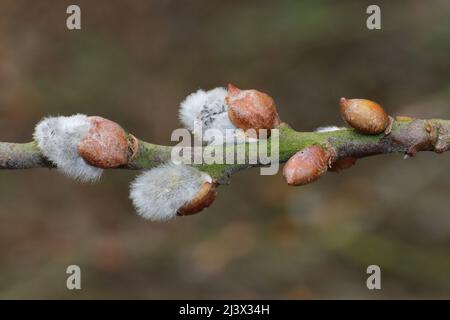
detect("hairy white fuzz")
[130,163,212,221]
[179,87,237,144]
[33,114,103,182]
[315,126,346,133]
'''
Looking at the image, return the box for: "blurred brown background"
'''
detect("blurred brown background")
[0,0,450,299]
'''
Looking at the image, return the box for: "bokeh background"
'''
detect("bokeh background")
[1,0,450,299]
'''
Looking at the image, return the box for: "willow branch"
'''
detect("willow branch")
[1,118,449,183]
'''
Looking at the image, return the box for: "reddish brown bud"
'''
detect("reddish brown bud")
[78,116,129,168]
[329,157,357,172]
[178,182,217,216]
[225,84,280,137]
[340,98,389,135]
[283,145,332,186]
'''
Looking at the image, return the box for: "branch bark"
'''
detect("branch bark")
[1,118,449,183]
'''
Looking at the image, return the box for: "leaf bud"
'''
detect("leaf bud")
[283,145,332,186]
[225,84,280,137]
[340,97,389,135]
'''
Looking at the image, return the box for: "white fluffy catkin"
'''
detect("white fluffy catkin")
[33,114,103,182]
[315,126,346,133]
[179,87,237,143]
[129,163,212,221]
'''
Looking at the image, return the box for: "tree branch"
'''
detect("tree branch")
[1,117,449,183]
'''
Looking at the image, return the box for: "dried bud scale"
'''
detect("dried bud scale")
[225,84,279,137]
[396,116,414,122]
[384,116,395,136]
[283,145,332,186]
[329,157,357,172]
[339,97,389,135]
[433,124,450,154]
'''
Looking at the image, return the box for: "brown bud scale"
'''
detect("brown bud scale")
[283,145,331,186]
[226,84,279,138]
[78,116,129,168]
[340,98,389,135]
[178,182,217,216]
